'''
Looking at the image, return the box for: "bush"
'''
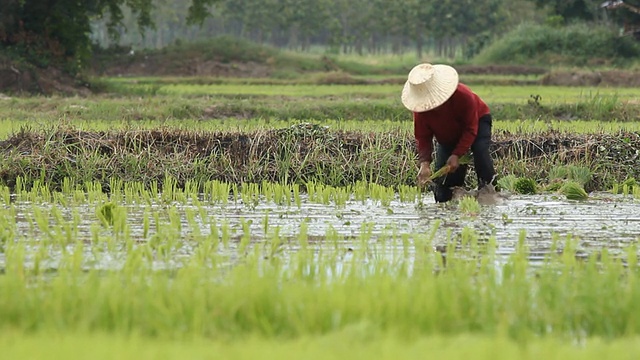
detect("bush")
[474,23,640,66]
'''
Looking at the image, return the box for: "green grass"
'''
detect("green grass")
[4,332,640,360]
[2,117,640,141]
[98,79,640,103]
[3,81,640,127]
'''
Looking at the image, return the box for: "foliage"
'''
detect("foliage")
[169,35,278,63]
[474,23,640,66]
[90,0,517,59]
[0,0,220,73]
[526,0,602,22]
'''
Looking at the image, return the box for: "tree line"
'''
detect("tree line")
[2,0,639,73]
[91,0,527,58]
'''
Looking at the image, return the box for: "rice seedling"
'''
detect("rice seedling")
[612,177,639,196]
[458,196,481,216]
[96,202,117,226]
[0,175,639,353]
[1,220,639,341]
[397,185,419,203]
[429,154,473,181]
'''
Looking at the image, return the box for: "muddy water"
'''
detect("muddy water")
[2,192,639,270]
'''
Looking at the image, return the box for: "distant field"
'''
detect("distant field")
[102,78,640,104]
[2,81,639,134]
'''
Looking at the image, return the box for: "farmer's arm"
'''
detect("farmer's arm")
[413,112,434,164]
[451,91,479,157]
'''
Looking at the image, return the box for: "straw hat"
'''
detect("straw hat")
[401,63,459,112]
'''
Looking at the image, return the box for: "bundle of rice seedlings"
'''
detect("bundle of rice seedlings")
[548,165,592,186]
[560,181,589,200]
[497,174,518,192]
[548,166,569,181]
[543,179,564,192]
[429,154,472,181]
[514,177,538,194]
[567,165,592,186]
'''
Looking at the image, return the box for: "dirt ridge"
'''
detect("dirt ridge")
[0,127,637,191]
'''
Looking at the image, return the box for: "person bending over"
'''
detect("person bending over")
[401,63,496,203]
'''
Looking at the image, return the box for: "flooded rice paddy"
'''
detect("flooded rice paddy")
[2,189,639,272]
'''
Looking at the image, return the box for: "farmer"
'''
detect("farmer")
[401,63,496,203]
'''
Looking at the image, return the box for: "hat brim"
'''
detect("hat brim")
[401,64,459,112]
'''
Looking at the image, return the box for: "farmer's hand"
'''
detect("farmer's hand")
[417,161,432,187]
[446,155,460,172]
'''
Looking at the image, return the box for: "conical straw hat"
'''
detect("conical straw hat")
[401,63,459,112]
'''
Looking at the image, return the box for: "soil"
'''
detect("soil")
[541,70,640,87]
[455,64,548,75]
[0,56,91,96]
[90,51,272,78]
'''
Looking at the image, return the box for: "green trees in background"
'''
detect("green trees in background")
[526,0,602,22]
[0,0,220,72]
[2,0,638,73]
[89,0,518,58]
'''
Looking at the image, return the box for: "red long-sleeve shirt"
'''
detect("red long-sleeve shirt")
[413,83,490,163]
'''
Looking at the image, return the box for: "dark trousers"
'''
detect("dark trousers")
[433,114,495,203]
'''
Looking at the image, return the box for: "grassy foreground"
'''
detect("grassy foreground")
[4,332,640,360]
[2,217,640,357]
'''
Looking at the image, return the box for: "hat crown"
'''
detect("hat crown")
[401,63,459,112]
[407,64,435,86]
